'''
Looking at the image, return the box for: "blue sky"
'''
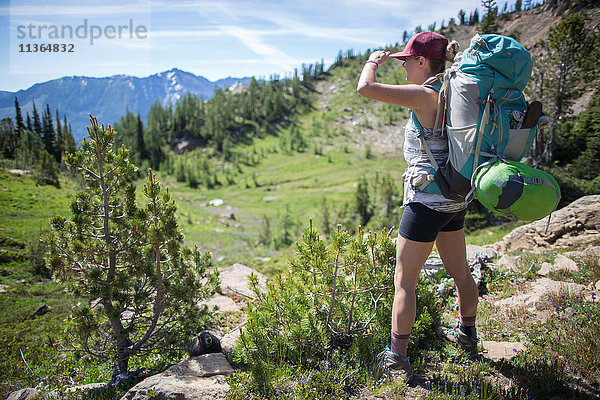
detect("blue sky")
[0,0,487,92]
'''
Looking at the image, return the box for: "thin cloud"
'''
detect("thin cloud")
[218,25,298,70]
[3,2,151,17]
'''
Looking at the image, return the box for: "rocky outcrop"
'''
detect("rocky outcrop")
[492,195,600,254]
[120,353,234,400]
[219,263,268,299]
[494,277,586,311]
[481,341,526,362]
[6,389,40,400]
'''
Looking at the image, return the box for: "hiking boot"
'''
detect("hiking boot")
[436,322,479,358]
[377,345,413,383]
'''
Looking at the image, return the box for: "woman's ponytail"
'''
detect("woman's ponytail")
[446,40,460,62]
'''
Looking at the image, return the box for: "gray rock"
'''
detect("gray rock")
[67,383,106,393]
[495,278,586,311]
[219,263,268,299]
[202,294,241,313]
[496,255,519,272]
[7,388,40,400]
[121,353,234,400]
[492,195,600,254]
[553,254,578,272]
[537,262,554,276]
[482,341,526,361]
[220,324,245,356]
[582,246,600,259]
[466,244,497,260]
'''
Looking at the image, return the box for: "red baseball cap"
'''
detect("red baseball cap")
[390,31,448,60]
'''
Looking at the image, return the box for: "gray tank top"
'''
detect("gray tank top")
[402,109,467,213]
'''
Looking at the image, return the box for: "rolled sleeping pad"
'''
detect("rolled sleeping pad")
[474,159,560,221]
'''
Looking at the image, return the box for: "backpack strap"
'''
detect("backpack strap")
[411,73,448,173]
[472,89,494,177]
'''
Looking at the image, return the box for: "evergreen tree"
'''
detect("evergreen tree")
[26,113,32,132]
[258,214,272,247]
[55,110,64,163]
[35,150,59,186]
[380,174,399,227]
[0,118,15,159]
[63,115,77,155]
[31,102,42,137]
[539,13,600,165]
[113,110,138,159]
[173,93,204,139]
[458,9,467,25]
[146,102,169,170]
[355,176,373,227]
[320,197,331,236]
[45,115,218,379]
[472,9,480,24]
[14,97,24,137]
[515,0,522,11]
[567,90,600,180]
[480,0,498,33]
[273,205,296,249]
[135,113,147,163]
[42,104,56,161]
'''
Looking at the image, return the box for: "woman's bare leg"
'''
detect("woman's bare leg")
[435,229,478,319]
[392,235,435,336]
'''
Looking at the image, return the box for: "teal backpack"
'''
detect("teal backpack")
[410,33,560,220]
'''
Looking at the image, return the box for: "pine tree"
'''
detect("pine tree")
[458,9,467,25]
[135,113,147,163]
[63,115,77,155]
[45,115,218,379]
[35,150,59,186]
[380,174,399,226]
[472,9,480,24]
[42,104,56,161]
[14,97,24,137]
[568,90,600,180]
[32,102,42,137]
[480,0,498,33]
[0,118,15,159]
[355,176,373,227]
[539,13,600,165]
[320,197,331,236]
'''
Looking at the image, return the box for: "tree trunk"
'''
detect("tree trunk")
[113,337,132,378]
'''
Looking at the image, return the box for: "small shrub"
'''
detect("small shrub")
[231,221,442,397]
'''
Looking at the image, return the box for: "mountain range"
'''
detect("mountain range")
[0,69,251,142]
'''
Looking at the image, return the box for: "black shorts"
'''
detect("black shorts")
[398,202,467,243]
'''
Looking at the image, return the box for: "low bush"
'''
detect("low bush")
[229,221,442,398]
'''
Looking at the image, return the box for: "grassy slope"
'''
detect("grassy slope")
[158,56,412,274]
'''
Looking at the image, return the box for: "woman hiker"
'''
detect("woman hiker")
[357,31,479,382]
